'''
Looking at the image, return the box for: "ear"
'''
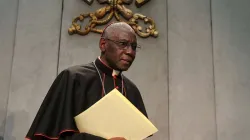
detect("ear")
[99,38,106,53]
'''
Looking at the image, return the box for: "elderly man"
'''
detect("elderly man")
[25,22,148,140]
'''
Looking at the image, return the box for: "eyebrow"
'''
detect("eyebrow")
[118,39,137,43]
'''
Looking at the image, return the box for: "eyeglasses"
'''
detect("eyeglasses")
[102,38,141,51]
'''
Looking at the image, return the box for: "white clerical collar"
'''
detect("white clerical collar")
[112,69,120,77]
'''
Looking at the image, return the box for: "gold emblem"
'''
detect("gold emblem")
[68,0,158,38]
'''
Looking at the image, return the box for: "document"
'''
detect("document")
[74,88,158,140]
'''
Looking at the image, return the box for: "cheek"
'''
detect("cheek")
[106,47,121,60]
[131,51,136,57]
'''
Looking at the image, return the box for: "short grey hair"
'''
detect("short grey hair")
[102,22,135,39]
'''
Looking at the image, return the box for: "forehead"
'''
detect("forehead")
[112,29,136,42]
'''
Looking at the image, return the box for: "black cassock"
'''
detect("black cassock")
[25,58,148,140]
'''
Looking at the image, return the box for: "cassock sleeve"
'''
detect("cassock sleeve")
[25,69,106,140]
[134,88,148,118]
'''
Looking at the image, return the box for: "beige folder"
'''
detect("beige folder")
[74,88,158,140]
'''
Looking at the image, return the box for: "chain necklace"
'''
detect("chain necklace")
[93,61,124,96]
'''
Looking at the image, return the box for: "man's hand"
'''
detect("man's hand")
[107,137,126,140]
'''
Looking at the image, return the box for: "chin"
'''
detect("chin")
[116,62,132,71]
[118,66,130,71]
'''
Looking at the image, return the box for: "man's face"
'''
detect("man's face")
[102,30,137,71]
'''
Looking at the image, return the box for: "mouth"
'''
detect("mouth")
[120,59,132,64]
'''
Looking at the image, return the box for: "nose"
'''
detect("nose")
[125,45,136,56]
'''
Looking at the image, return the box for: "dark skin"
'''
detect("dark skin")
[99,23,137,140]
[99,23,137,71]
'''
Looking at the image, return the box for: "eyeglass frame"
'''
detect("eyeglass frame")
[101,37,141,51]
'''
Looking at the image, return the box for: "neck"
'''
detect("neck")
[98,56,121,77]
[99,56,113,70]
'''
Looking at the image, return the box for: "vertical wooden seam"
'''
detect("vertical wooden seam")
[166,0,170,140]
[3,0,20,138]
[56,0,64,75]
[210,0,218,140]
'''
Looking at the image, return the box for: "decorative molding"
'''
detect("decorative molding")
[83,0,94,5]
[135,0,150,7]
[68,0,158,38]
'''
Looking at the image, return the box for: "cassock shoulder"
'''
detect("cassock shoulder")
[25,62,97,139]
[63,62,96,78]
[122,75,139,91]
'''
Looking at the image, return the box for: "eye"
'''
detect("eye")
[118,42,128,46]
[131,43,137,48]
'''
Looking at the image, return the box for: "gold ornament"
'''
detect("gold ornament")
[68,0,158,38]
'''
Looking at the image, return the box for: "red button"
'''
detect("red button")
[116,86,119,89]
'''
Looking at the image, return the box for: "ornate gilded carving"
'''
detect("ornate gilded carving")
[68,0,158,38]
[83,0,94,5]
[135,0,150,7]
